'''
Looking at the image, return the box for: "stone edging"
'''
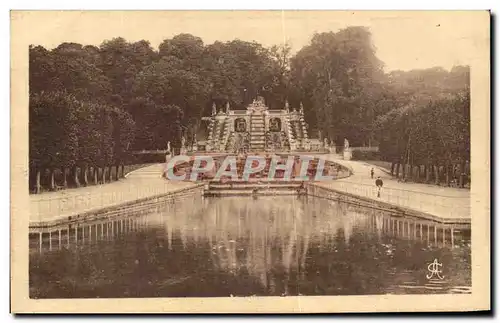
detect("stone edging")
[29,183,205,230]
[306,183,470,225]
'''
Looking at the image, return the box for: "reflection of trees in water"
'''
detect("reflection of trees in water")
[155,196,380,294]
[30,195,471,298]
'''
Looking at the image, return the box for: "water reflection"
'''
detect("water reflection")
[30,196,471,298]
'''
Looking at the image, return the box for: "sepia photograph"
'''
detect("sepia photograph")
[10,10,490,313]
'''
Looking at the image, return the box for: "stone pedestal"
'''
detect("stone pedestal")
[304,140,311,151]
[343,149,352,160]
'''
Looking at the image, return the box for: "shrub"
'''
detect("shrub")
[351,150,381,161]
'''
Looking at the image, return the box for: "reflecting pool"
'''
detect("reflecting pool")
[30,195,471,298]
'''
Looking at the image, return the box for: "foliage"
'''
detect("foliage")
[375,72,470,167]
[29,91,135,170]
[290,27,389,145]
[29,30,471,189]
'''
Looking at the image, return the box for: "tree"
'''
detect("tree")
[376,85,470,185]
[29,33,470,192]
[29,44,137,192]
[29,91,79,191]
[290,27,386,145]
[99,38,157,103]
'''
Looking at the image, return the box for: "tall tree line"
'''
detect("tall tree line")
[29,35,289,192]
[29,28,470,192]
[374,66,470,186]
[289,27,470,186]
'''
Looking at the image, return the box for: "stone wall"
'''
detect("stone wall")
[305,183,469,225]
[29,184,205,233]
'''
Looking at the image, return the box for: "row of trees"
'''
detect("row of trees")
[29,35,291,192]
[29,91,135,191]
[29,27,470,192]
[375,74,470,186]
[287,27,470,186]
[289,27,390,146]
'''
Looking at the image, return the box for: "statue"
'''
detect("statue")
[324,137,329,148]
[165,141,172,163]
[299,102,304,115]
[235,118,246,132]
[212,102,217,116]
[343,138,351,160]
[226,102,230,114]
[304,139,311,151]
[285,100,290,112]
[270,118,281,132]
[180,136,188,155]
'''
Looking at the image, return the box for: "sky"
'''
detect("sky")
[14,10,489,72]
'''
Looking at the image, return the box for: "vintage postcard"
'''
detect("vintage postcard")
[11,10,490,313]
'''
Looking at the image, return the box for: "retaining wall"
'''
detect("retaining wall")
[306,183,470,225]
[29,184,205,233]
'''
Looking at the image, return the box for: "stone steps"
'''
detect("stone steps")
[204,190,298,197]
[250,114,267,150]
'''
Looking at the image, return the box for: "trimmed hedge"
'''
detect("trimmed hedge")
[351,150,381,161]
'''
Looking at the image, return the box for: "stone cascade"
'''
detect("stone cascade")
[287,113,310,150]
[249,113,266,151]
[201,98,310,153]
[206,119,216,150]
[220,119,231,151]
[208,118,229,151]
[281,131,291,150]
[298,111,309,141]
[225,131,250,153]
[225,132,235,152]
[265,131,290,152]
[291,121,301,139]
[211,119,222,149]
[283,115,296,151]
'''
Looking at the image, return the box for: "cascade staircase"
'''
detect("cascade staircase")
[210,120,222,148]
[250,113,266,151]
[209,118,230,151]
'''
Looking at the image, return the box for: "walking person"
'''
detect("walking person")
[370,167,374,179]
[375,176,383,198]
